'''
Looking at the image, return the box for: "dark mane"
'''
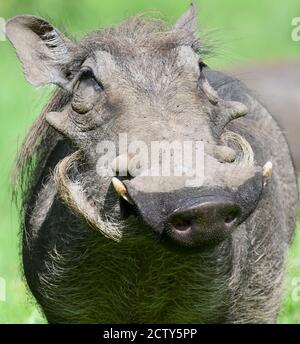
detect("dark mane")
[12,90,70,211]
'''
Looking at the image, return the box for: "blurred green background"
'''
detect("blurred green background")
[0,0,299,324]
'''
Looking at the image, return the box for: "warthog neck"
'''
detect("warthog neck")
[30,209,232,323]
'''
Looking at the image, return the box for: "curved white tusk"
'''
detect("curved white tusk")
[111,177,133,204]
[262,161,273,179]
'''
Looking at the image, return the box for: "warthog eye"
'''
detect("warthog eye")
[72,67,104,114]
[75,67,104,92]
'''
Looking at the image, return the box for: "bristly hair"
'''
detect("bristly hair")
[79,14,204,54]
[12,13,210,217]
[12,90,71,211]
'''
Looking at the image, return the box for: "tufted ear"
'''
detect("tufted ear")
[6,15,76,87]
[174,3,198,33]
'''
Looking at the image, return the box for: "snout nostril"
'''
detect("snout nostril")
[163,200,243,249]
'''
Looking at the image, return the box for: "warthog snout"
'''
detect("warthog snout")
[165,198,242,248]
[114,172,263,249]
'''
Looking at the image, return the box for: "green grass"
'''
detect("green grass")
[0,0,299,323]
[278,226,300,324]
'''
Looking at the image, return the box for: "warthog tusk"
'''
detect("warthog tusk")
[262,161,272,187]
[262,161,273,179]
[112,177,133,204]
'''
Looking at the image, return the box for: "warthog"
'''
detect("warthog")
[7,5,298,323]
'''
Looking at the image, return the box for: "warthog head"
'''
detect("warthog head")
[7,5,271,250]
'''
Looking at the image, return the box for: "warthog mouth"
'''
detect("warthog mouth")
[53,150,272,246]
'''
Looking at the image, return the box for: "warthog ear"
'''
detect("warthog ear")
[6,15,76,87]
[174,3,198,33]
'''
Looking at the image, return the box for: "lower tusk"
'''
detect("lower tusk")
[262,161,273,180]
[111,177,133,204]
[262,161,272,187]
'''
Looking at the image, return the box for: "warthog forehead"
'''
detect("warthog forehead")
[84,45,200,83]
